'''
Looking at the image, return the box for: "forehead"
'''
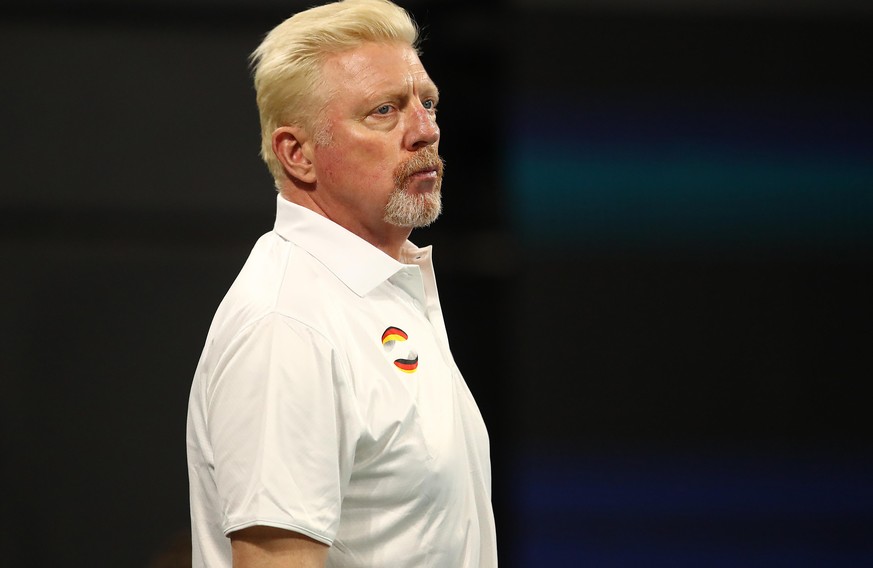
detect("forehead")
[320,42,436,98]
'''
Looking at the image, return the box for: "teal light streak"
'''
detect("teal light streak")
[510,145,873,248]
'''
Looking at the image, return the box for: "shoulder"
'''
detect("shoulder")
[205,233,365,367]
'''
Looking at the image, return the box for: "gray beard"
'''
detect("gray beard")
[383,184,443,228]
[384,146,445,228]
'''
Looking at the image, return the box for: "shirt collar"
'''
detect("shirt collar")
[272,195,431,297]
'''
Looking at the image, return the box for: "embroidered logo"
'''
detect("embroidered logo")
[381,326,419,374]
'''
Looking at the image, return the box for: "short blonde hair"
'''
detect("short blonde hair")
[250,0,419,182]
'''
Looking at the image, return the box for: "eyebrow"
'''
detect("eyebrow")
[423,82,440,99]
[364,81,440,107]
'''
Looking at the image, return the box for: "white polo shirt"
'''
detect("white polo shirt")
[186,196,497,567]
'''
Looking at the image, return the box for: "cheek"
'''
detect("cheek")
[321,143,395,187]
[316,146,353,186]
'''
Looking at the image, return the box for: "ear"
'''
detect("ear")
[272,126,317,185]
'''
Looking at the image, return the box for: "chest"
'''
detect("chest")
[348,288,459,455]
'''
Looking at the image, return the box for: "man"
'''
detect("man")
[185,1,497,566]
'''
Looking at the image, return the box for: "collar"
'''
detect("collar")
[272,195,432,297]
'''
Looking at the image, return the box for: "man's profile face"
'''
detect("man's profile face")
[309,41,443,244]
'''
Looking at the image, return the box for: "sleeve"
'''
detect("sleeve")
[205,312,359,544]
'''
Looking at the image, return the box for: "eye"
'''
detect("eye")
[422,99,437,111]
[375,104,393,115]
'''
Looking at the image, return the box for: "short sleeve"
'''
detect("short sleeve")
[206,312,359,544]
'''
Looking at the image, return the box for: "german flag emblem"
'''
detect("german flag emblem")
[381,326,419,373]
[393,357,419,373]
[381,326,408,344]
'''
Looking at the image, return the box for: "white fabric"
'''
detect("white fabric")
[187,195,497,567]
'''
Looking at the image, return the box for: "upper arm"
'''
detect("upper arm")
[207,314,358,542]
[231,526,329,568]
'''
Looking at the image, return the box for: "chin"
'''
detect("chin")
[384,197,442,228]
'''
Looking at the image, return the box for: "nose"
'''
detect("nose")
[404,103,440,151]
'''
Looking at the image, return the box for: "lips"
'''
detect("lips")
[396,147,444,184]
[411,167,438,178]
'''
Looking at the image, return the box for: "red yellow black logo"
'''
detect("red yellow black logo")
[381,326,419,373]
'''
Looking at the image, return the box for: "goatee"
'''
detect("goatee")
[384,146,445,228]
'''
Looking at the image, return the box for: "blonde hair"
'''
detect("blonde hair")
[250,0,419,183]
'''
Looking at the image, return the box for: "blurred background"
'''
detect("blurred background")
[2,0,871,566]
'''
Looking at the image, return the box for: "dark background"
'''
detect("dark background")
[2,1,871,566]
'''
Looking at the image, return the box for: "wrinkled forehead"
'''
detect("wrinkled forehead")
[320,41,435,96]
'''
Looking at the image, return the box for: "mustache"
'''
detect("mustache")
[395,146,445,182]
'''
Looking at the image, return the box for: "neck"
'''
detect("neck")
[280,186,412,261]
